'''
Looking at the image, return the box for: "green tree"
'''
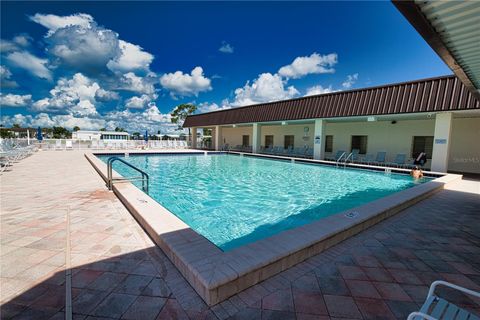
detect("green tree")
[52,126,71,139]
[114,127,125,132]
[132,132,140,139]
[12,123,21,128]
[73,126,80,132]
[170,103,197,135]
[99,128,107,131]
[0,128,14,138]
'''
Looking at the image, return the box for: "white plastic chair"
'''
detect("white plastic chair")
[65,140,73,150]
[55,140,63,150]
[408,280,480,320]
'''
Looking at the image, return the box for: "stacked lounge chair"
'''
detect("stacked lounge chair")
[0,139,38,174]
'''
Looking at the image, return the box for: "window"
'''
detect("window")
[265,135,274,147]
[284,135,294,149]
[325,135,333,153]
[351,135,368,154]
[242,135,250,147]
[412,136,433,159]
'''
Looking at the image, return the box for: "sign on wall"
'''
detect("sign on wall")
[435,139,447,144]
[315,136,321,144]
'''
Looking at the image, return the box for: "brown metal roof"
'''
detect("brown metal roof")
[183,75,480,127]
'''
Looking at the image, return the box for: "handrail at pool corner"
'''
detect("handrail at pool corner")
[107,156,149,194]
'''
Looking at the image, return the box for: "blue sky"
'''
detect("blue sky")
[1,1,452,133]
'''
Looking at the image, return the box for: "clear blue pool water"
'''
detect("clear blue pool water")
[99,153,429,251]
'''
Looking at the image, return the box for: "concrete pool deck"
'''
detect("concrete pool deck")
[1,150,479,319]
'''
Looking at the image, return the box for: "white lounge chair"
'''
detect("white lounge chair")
[408,280,480,320]
[65,140,73,150]
[55,140,63,150]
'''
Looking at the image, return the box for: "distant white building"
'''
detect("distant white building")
[72,130,130,141]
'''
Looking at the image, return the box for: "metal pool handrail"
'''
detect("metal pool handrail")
[107,156,149,194]
[343,152,354,168]
[335,151,347,167]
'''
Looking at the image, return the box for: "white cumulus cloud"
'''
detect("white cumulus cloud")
[232,73,299,106]
[342,73,359,89]
[0,66,18,88]
[46,24,119,73]
[219,41,234,54]
[95,88,120,101]
[125,94,152,109]
[107,40,154,73]
[119,72,157,96]
[198,101,231,113]
[160,66,212,97]
[6,51,52,81]
[31,73,109,116]
[304,85,335,96]
[30,13,94,34]
[30,13,155,76]
[13,35,32,47]
[104,104,177,133]
[0,93,32,107]
[278,53,337,79]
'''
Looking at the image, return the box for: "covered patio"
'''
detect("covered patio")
[185,76,480,174]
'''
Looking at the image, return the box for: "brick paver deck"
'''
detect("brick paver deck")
[1,151,479,319]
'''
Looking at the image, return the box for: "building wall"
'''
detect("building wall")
[448,117,480,174]
[221,126,252,146]
[73,132,102,140]
[324,119,435,162]
[260,124,315,148]
[219,117,480,174]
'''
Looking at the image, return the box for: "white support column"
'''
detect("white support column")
[313,119,326,160]
[214,126,222,151]
[252,123,261,153]
[431,112,453,172]
[191,127,197,149]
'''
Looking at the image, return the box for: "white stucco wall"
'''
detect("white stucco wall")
[261,124,314,148]
[324,119,436,161]
[221,127,252,146]
[448,117,480,174]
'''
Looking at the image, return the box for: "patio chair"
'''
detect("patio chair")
[0,157,10,173]
[358,153,375,165]
[263,145,273,154]
[292,147,306,157]
[387,153,406,168]
[350,149,360,162]
[65,140,73,150]
[372,151,387,166]
[305,148,314,158]
[326,150,346,161]
[55,140,63,150]
[272,146,283,155]
[407,280,480,320]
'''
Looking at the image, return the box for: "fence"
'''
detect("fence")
[1,138,198,151]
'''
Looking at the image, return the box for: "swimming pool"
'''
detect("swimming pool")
[99,153,428,251]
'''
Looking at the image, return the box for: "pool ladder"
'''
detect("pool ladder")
[107,156,149,194]
[336,152,353,168]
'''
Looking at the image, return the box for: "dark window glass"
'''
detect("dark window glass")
[325,135,333,152]
[351,135,368,154]
[265,135,274,147]
[284,135,294,149]
[412,136,433,159]
[242,135,249,146]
